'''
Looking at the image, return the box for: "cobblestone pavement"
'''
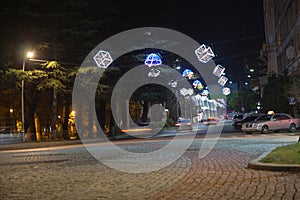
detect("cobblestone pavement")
[0,134,299,200]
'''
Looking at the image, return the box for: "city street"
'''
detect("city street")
[1,131,299,199]
[1,1,300,199]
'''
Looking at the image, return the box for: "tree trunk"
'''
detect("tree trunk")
[62,99,71,139]
[88,101,94,138]
[141,101,149,122]
[25,102,37,141]
[24,85,38,141]
[52,88,57,139]
[34,112,41,141]
[98,100,106,135]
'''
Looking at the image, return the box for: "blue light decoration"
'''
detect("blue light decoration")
[201,89,209,96]
[193,80,204,90]
[144,53,162,67]
[182,69,194,79]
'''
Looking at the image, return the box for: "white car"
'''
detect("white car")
[241,113,300,134]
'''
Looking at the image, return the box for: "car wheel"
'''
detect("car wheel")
[289,123,296,133]
[261,125,269,134]
[245,132,252,134]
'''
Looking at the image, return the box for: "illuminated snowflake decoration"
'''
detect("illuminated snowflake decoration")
[182,69,194,79]
[218,76,228,86]
[93,50,113,68]
[187,88,194,96]
[213,64,225,77]
[195,44,215,63]
[168,80,178,88]
[192,80,204,90]
[180,88,188,96]
[180,88,194,96]
[144,53,162,67]
[148,68,160,78]
[222,87,231,96]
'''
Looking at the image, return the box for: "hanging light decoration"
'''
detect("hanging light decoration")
[192,80,204,90]
[168,80,178,88]
[182,69,194,79]
[222,87,231,96]
[195,44,215,63]
[213,64,226,77]
[201,89,209,96]
[180,88,188,96]
[187,88,194,96]
[180,88,194,96]
[93,50,113,68]
[148,68,161,77]
[217,76,228,86]
[144,53,162,67]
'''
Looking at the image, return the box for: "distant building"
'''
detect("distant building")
[262,0,300,75]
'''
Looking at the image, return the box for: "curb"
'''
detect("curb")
[248,146,300,172]
[0,139,83,151]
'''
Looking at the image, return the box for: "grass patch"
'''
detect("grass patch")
[260,142,300,165]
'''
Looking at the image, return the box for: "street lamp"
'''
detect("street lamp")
[21,51,34,141]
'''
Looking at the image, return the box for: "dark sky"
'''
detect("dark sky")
[1,0,265,81]
[99,0,265,81]
[171,0,265,81]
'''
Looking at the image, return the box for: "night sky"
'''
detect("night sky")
[172,0,265,81]
[0,0,265,82]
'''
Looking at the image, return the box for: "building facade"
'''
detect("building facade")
[263,0,300,75]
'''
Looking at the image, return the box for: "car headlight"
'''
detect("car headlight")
[256,124,262,129]
[252,123,257,127]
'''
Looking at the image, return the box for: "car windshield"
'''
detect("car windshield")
[233,115,243,119]
[256,115,272,121]
[244,115,260,122]
[177,119,191,123]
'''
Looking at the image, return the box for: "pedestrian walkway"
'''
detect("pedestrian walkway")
[0,146,299,199]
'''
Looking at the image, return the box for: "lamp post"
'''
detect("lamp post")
[21,51,34,141]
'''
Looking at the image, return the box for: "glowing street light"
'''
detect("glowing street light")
[21,51,34,141]
[27,51,34,59]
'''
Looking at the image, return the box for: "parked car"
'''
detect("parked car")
[231,113,243,126]
[175,118,192,130]
[232,114,262,129]
[203,117,219,125]
[241,113,300,134]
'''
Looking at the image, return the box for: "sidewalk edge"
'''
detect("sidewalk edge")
[247,146,300,172]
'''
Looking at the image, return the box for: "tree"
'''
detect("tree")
[227,93,241,111]
[286,68,300,118]
[6,61,72,140]
[262,74,290,114]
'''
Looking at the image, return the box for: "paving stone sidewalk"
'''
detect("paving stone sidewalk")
[0,137,300,200]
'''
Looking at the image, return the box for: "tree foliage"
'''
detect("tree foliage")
[262,75,290,113]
